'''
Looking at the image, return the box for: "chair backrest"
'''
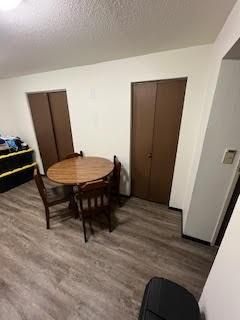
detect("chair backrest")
[78,180,110,212]
[65,151,84,159]
[113,155,121,191]
[34,165,47,204]
[65,152,81,159]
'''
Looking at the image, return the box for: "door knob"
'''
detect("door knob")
[148,153,152,159]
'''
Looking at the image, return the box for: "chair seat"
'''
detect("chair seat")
[34,165,77,230]
[77,180,111,242]
[46,185,72,204]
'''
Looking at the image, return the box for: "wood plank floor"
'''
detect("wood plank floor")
[0,180,217,320]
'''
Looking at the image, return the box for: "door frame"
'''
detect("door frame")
[130,77,188,202]
[211,159,240,245]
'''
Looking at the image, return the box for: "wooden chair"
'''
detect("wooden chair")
[78,180,111,242]
[64,152,84,196]
[65,150,84,159]
[110,155,122,206]
[34,166,77,229]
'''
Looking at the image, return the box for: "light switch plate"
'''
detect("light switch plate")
[222,149,237,164]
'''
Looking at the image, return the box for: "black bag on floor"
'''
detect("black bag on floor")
[139,277,200,320]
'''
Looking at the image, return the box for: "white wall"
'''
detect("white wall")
[183,0,240,242]
[199,196,240,320]
[0,45,211,209]
[184,60,240,242]
[0,84,18,136]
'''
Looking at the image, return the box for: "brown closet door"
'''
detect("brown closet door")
[131,82,157,199]
[28,93,59,171]
[48,91,74,161]
[148,79,187,204]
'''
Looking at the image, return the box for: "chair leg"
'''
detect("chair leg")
[106,209,112,233]
[82,213,87,243]
[45,207,50,229]
[68,186,75,208]
[70,195,78,219]
[118,194,122,207]
[89,217,94,235]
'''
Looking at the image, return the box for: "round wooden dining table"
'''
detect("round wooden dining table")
[47,156,114,185]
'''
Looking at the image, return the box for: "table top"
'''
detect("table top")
[47,156,114,185]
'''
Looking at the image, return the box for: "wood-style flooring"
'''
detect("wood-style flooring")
[0,180,217,320]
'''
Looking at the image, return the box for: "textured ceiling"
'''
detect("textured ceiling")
[0,0,237,78]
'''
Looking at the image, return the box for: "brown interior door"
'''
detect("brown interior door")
[28,93,59,172]
[48,91,74,160]
[148,79,187,204]
[131,82,157,199]
[131,78,187,204]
